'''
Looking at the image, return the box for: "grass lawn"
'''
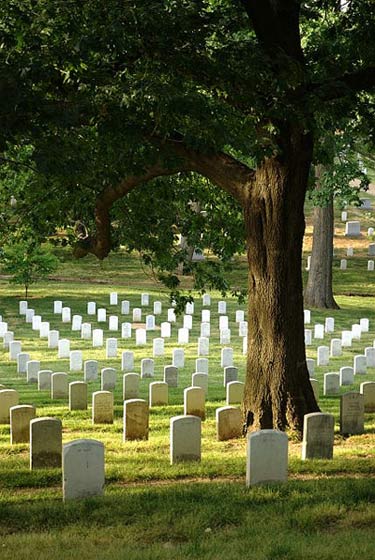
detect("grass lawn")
[0,202,374,559]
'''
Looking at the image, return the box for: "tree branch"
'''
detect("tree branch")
[308,66,375,101]
[74,142,255,260]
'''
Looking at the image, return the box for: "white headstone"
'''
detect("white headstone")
[167,308,176,323]
[246,430,288,486]
[26,360,40,384]
[121,300,130,315]
[141,358,154,378]
[19,300,28,315]
[92,391,113,424]
[368,244,375,257]
[352,323,362,340]
[226,381,244,405]
[345,221,361,237]
[302,413,334,459]
[192,372,208,394]
[317,346,329,366]
[184,386,205,419]
[145,315,156,331]
[123,373,140,400]
[340,259,347,270]
[3,332,14,350]
[9,340,21,360]
[220,328,231,345]
[223,366,238,387]
[360,318,369,332]
[325,317,334,333]
[160,322,171,338]
[153,338,164,357]
[110,292,118,305]
[304,309,311,324]
[84,360,98,382]
[123,399,149,440]
[306,358,315,377]
[341,210,347,222]
[92,329,104,347]
[71,315,82,331]
[347,246,354,257]
[341,330,352,347]
[109,315,118,331]
[164,365,178,387]
[304,329,312,346]
[97,308,106,322]
[87,302,96,315]
[239,321,248,337]
[200,322,210,337]
[62,307,71,323]
[58,338,71,358]
[121,322,132,339]
[340,366,354,386]
[51,372,69,399]
[81,323,91,340]
[178,328,189,344]
[48,330,59,348]
[149,382,168,406]
[360,381,375,412]
[202,294,211,306]
[340,392,364,435]
[197,337,209,356]
[106,338,118,358]
[172,348,184,368]
[365,347,375,367]
[314,324,324,339]
[218,301,226,314]
[221,347,233,368]
[195,358,208,374]
[330,339,342,357]
[135,328,147,345]
[17,352,30,373]
[219,316,229,330]
[38,370,52,391]
[70,350,83,372]
[235,310,245,323]
[25,309,35,323]
[216,406,242,441]
[32,315,42,331]
[141,293,149,306]
[101,368,117,391]
[121,351,134,372]
[63,439,105,501]
[183,315,193,330]
[324,372,340,395]
[185,302,194,315]
[170,415,201,464]
[201,310,211,323]
[153,301,162,315]
[354,355,366,375]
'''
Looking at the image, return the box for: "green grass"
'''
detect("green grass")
[1,204,375,558]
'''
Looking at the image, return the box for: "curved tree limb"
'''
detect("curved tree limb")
[74,144,255,259]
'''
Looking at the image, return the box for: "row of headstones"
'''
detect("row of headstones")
[4,406,374,501]
[0,376,245,422]
[10,347,237,380]
[303,311,370,336]
[339,259,375,271]
[313,345,375,369]
[21,308,248,336]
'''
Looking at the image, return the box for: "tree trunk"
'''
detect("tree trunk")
[304,174,339,308]
[242,128,320,436]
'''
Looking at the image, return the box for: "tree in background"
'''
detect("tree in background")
[305,131,370,309]
[0,240,59,298]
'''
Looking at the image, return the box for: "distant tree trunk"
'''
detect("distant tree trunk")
[242,126,320,435]
[304,167,339,309]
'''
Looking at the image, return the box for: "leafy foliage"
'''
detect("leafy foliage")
[0,240,59,297]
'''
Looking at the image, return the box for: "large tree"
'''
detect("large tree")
[1,0,375,434]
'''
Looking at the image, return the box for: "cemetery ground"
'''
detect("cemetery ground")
[1,205,375,559]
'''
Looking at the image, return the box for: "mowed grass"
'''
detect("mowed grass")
[1,202,375,559]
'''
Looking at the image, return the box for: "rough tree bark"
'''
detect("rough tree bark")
[242,125,320,433]
[304,168,339,309]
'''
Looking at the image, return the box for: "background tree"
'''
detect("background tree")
[305,131,370,309]
[0,239,59,298]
